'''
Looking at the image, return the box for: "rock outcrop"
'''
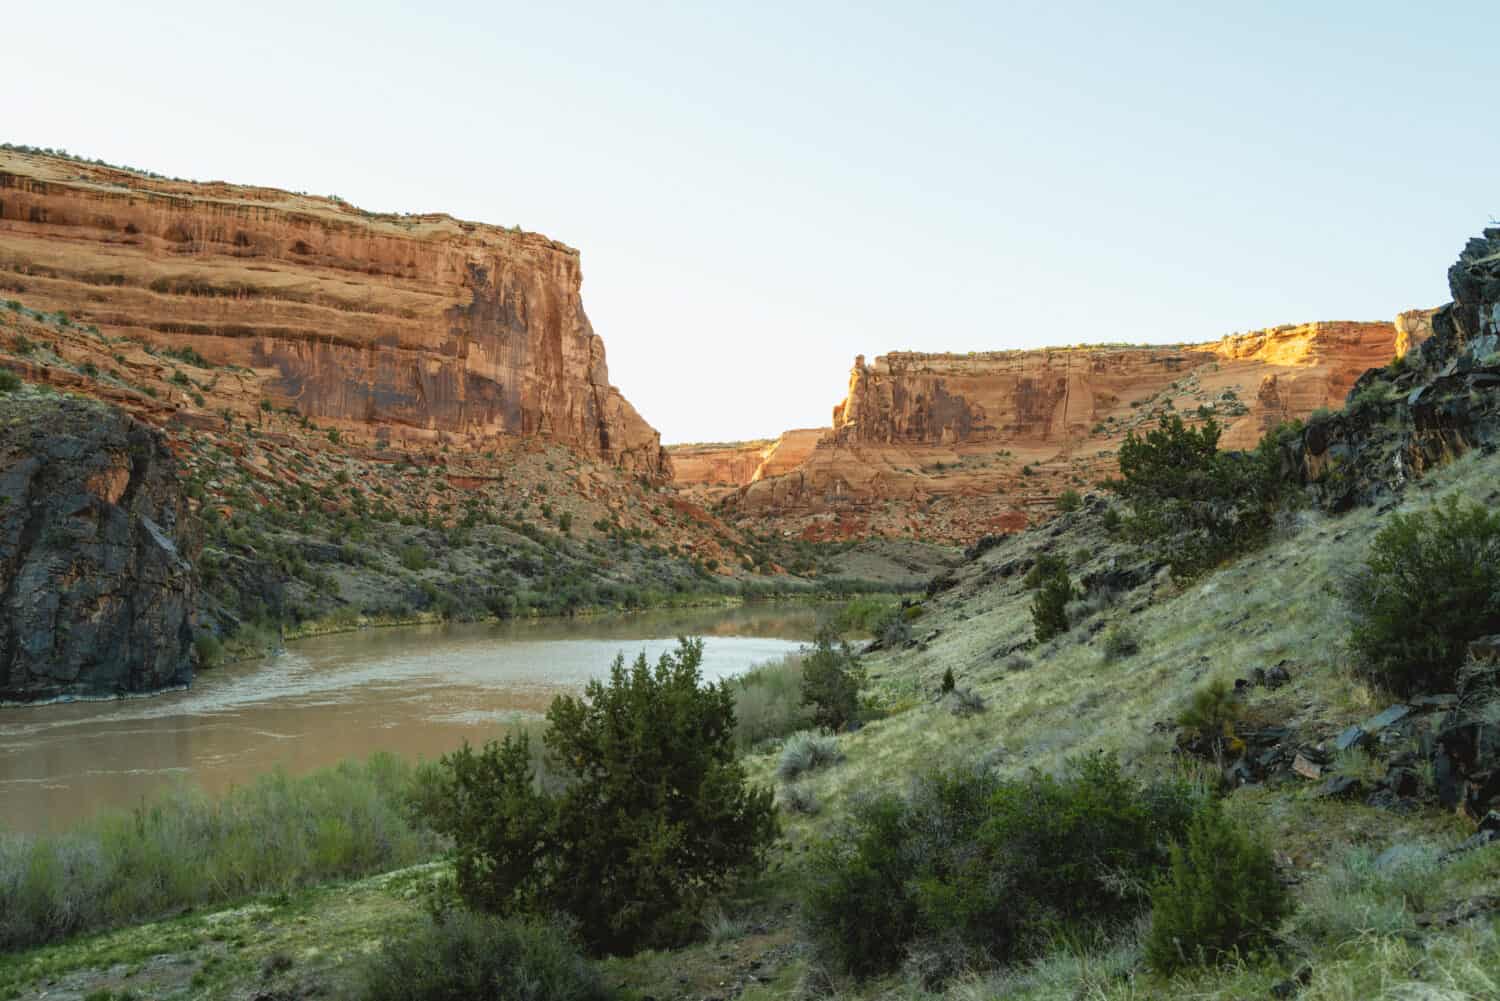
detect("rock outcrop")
[1285,228,1500,510]
[0,149,669,479]
[0,394,198,702]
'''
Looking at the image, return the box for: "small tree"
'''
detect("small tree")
[800,627,864,731]
[427,639,778,955]
[1146,802,1289,973]
[1031,563,1073,641]
[1057,489,1082,513]
[940,666,956,693]
[1023,553,1067,590]
[1108,415,1289,578]
[1346,496,1500,696]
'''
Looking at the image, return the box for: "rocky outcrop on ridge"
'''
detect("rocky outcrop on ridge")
[1284,228,1500,510]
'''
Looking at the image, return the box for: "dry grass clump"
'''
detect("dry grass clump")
[777,732,843,783]
[732,652,813,752]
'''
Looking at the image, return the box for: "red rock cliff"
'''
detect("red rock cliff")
[0,150,669,479]
[700,320,1417,542]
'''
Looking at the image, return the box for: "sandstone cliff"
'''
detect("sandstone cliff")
[0,394,198,702]
[0,149,669,479]
[668,429,826,500]
[693,320,1417,542]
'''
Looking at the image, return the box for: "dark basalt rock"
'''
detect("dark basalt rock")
[1282,227,1500,511]
[0,395,199,702]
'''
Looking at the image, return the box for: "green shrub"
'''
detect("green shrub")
[1145,802,1290,973]
[941,666,956,693]
[1177,678,1240,757]
[832,595,898,634]
[1101,623,1140,662]
[355,910,613,1001]
[799,628,864,731]
[1345,495,1500,696]
[801,794,919,979]
[193,631,223,668]
[1057,489,1082,512]
[0,368,19,394]
[424,639,778,955]
[1107,415,1290,578]
[1031,564,1073,642]
[399,544,429,571]
[801,754,1196,981]
[1022,553,1066,590]
[777,731,842,782]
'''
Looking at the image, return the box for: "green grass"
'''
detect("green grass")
[0,754,440,952]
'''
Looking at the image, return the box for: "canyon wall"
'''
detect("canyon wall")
[689,319,1419,542]
[669,429,826,500]
[0,150,669,478]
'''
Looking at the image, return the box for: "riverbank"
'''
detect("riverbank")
[217,583,911,668]
[0,608,821,833]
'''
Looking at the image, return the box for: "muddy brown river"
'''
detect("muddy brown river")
[0,604,820,834]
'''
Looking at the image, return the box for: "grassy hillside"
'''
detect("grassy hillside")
[6,446,1500,1000]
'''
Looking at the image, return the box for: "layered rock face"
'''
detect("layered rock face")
[698,320,1413,542]
[668,429,826,500]
[0,396,198,702]
[0,150,668,479]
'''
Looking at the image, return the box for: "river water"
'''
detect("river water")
[0,604,820,834]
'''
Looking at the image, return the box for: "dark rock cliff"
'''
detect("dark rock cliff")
[1286,227,1500,509]
[0,394,199,702]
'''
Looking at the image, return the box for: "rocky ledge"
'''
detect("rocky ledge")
[0,393,199,702]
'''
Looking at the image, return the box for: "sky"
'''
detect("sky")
[9,1,1498,443]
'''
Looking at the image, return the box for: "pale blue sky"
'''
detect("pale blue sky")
[11,2,1497,443]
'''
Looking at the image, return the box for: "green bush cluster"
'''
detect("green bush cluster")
[1108,415,1292,578]
[801,754,1197,981]
[424,639,778,955]
[799,628,865,730]
[0,368,20,393]
[1030,561,1073,642]
[356,910,614,1001]
[1345,495,1500,695]
[1146,802,1290,973]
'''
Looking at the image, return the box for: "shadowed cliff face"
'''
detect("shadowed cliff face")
[0,396,198,702]
[0,150,669,480]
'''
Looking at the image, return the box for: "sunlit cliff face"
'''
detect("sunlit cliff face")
[0,150,670,480]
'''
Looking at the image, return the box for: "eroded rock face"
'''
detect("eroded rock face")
[0,150,669,480]
[696,321,1410,541]
[0,395,198,702]
[668,429,826,500]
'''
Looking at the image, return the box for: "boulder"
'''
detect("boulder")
[1316,775,1364,800]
